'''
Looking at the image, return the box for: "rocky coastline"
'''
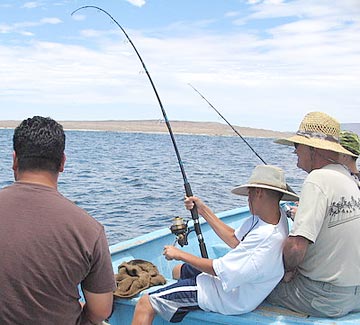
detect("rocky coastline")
[0,120,292,138]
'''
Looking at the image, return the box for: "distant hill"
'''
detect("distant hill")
[342,123,360,135]
[0,120,292,138]
[2,119,357,138]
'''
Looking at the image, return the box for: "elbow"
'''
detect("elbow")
[86,304,113,324]
[98,298,114,319]
[283,236,308,270]
[97,303,113,320]
[229,235,240,249]
[83,291,114,323]
[284,242,301,258]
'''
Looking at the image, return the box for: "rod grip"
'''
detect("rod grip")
[184,182,208,258]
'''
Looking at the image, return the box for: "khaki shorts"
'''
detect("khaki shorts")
[266,273,360,317]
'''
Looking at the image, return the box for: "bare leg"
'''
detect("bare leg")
[172,264,182,280]
[131,294,156,325]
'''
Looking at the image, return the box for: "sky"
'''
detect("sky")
[0,0,359,131]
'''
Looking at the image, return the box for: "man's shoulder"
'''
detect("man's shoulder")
[307,164,349,181]
[59,197,102,228]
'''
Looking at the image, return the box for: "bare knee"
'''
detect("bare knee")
[172,264,183,280]
[135,294,154,315]
[132,294,156,325]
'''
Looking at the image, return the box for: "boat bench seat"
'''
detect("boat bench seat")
[114,289,311,324]
[113,276,360,324]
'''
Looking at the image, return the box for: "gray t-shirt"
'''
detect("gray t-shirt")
[291,164,360,286]
[0,182,116,324]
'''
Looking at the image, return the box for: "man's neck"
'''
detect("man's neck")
[15,171,58,189]
[311,149,339,170]
[257,203,280,225]
[347,161,359,175]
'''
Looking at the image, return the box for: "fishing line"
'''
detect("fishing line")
[189,83,296,194]
[189,83,267,164]
[71,6,208,258]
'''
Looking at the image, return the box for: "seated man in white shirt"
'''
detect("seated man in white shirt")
[131,165,298,324]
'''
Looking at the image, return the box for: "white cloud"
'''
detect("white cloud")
[247,0,262,4]
[79,29,103,38]
[19,31,35,36]
[40,18,62,25]
[71,14,85,21]
[0,24,12,34]
[0,17,63,35]
[22,2,42,9]
[125,0,146,8]
[246,0,360,20]
[224,11,240,18]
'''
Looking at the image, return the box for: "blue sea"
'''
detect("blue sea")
[0,129,307,246]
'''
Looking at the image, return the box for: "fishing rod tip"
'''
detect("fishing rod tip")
[71,6,86,16]
[71,5,103,17]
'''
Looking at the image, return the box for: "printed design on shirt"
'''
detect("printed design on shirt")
[328,196,360,227]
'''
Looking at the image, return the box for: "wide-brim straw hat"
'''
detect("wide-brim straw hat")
[275,111,357,157]
[231,165,299,202]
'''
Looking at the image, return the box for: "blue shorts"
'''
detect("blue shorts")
[180,263,202,279]
[148,264,202,323]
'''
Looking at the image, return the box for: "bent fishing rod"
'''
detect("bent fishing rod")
[189,83,296,194]
[72,6,208,258]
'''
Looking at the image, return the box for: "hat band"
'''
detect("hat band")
[251,182,286,191]
[296,130,339,143]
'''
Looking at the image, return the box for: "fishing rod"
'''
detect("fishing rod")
[189,83,296,194]
[189,83,267,164]
[72,6,208,258]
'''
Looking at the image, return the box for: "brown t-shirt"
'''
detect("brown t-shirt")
[0,182,116,324]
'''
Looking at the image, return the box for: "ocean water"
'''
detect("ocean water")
[0,129,307,245]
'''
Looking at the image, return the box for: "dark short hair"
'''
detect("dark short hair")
[13,116,65,173]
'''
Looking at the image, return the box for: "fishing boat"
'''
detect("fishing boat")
[107,205,360,325]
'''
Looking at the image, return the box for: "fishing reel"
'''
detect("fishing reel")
[170,217,190,247]
[283,204,292,219]
[282,202,298,221]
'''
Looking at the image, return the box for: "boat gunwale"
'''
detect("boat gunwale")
[109,206,249,255]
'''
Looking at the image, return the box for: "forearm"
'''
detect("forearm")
[198,204,239,248]
[178,250,216,276]
[283,250,303,271]
[283,236,309,271]
[81,303,105,325]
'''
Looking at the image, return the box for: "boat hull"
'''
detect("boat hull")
[108,206,360,324]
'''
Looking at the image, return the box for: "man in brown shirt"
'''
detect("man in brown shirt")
[0,116,116,324]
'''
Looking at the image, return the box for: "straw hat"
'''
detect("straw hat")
[275,112,357,157]
[340,130,360,157]
[231,165,299,201]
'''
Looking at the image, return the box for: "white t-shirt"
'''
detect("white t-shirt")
[196,209,288,315]
[290,164,360,286]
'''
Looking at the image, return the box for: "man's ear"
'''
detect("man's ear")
[12,151,18,171]
[59,154,66,172]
